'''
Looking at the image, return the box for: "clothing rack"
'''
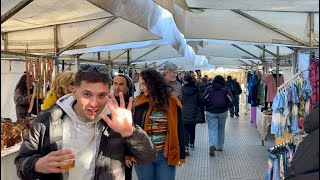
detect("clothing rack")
[277,69,308,92]
[268,137,294,152]
[268,134,306,152]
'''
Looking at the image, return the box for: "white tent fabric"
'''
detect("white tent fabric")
[1,61,26,121]
[86,0,197,65]
[1,0,161,53]
[131,54,211,71]
[75,44,183,66]
[185,0,319,12]
[187,40,294,68]
[1,0,201,121]
[175,9,319,46]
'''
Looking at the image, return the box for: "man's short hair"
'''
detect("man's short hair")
[74,68,112,88]
[163,62,178,72]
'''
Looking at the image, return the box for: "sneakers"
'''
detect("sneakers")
[209,146,216,156]
[235,113,239,117]
[190,144,194,149]
[185,146,189,156]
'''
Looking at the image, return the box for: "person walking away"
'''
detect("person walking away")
[112,73,134,180]
[181,75,205,155]
[226,76,242,117]
[132,68,186,180]
[199,75,211,93]
[15,65,156,180]
[163,62,182,101]
[41,71,75,110]
[203,75,233,156]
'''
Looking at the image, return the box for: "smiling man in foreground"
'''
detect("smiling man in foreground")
[15,65,156,180]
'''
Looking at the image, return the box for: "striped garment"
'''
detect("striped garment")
[148,111,168,151]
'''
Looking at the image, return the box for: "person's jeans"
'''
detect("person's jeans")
[207,111,227,149]
[230,94,240,116]
[265,154,280,180]
[184,124,196,146]
[134,151,176,180]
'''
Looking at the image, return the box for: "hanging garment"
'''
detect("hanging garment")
[309,58,319,110]
[248,72,260,106]
[259,82,266,106]
[279,153,285,180]
[290,85,300,133]
[271,93,287,137]
[263,74,284,103]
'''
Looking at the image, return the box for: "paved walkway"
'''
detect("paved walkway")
[133,104,275,180]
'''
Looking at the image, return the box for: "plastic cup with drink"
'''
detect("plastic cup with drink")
[60,141,77,171]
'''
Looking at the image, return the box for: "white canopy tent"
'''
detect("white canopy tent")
[171,0,319,69]
[1,0,163,54]
[187,40,294,69]
[1,0,201,120]
[185,0,319,12]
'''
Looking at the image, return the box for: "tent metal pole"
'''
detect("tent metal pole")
[262,45,266,76]
[244,70,248,115]
[248,60,258,66]
[1,51,53,58]
[309,12,315,71]
[255,45,277,57]
[57,17,117,55]
[292,48,298,74]
[146,62,156,68]
[232,44,264,63]
[155,61,168,69]
[238,59,251,66]
[77,59,109,64]
[75,55,80,71]
[54,25,59,74]
[132,65,136,98]
[1,0,33,24]
[309,12,314,47]
[108,51,112,75]
[276,46,280,88]
[111,48,132,61]
[4,16,114,33]
[126,50,130,74]
[232,10,308,46]
[97,52,101,61]
[130,46,160,63]
[2,32,8,51]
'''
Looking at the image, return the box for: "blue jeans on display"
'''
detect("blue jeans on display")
[134,150,176,180]
[230,94,240,116]
[265,154,280,180]
[207,111,228,149]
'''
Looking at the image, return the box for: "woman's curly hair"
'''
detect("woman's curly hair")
[140,68,169,112]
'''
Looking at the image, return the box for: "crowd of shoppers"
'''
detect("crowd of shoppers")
[14,63,246,180]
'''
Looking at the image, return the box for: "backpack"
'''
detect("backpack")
[235,81,242,94]
[203,86,233,109]
[226,80,237,95]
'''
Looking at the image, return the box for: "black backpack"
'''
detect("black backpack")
[226,80,237,95]
[203,86,233,109]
